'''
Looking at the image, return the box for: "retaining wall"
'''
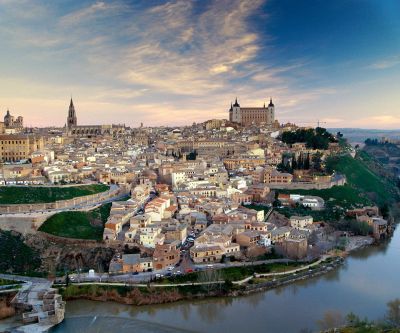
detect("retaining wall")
[268,176,346,190]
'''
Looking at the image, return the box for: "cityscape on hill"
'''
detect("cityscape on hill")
[1,1,400,333]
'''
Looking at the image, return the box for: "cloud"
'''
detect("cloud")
[115,0,265,96]
[59,2,111,26]
[369,56,400,70]
[0,0,357,127]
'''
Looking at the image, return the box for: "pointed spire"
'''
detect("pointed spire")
[67,97,77,128]
[268,97,274,107]
[233,97,240,107]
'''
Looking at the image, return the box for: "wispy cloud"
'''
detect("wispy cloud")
[0,0,371,127]
[369,55,400,70]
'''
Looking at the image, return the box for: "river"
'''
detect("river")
[2,228,399,333]
[47,227,400,333]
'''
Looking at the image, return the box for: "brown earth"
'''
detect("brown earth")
[0,292,17,320]
[68,288,185,305]
[24,232,119,274]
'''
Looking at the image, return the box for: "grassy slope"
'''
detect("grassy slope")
[280,185,371,209]
[0,231,41,274]
[38,203,112,240]
[326,153,399,206]
[0,184,109,204]
[275,150,400,222]
[279,153,398,207]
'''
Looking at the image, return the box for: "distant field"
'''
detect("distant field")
[0,184,109,205]
[38,203,112,240]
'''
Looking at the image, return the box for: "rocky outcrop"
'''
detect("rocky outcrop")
[24,233,117,274]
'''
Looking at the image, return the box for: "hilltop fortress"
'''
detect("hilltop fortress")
[229,98,278,127]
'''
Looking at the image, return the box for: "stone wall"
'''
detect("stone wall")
[268,175,346,190]
[0,215,49,234]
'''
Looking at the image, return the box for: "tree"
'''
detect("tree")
[365,138,378,145]
[312,152,323,171]
[317,310,344,330]
[296,154,302,169]
[304,153,310,169]
[291,155,298,170]
[65,273,70,287]
[346,312,361,327]
[380,203,389,219]
[385,298,400,328]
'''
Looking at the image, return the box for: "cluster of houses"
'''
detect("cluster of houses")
[3,108,390,276]
[346,206,390,240]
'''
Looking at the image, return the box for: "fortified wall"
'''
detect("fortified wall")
[268,175,346,190]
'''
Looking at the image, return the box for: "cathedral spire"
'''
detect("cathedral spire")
[67,97,77,128]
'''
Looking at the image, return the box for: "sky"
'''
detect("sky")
[0,0,399,129]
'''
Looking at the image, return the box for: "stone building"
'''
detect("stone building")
[66,98,126,137]
[229,98,275,127]
[3,110,23,130]
[0,134,44,162]
[281,230,308,259]
[152,243,180,270]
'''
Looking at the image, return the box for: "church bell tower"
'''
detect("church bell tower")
[67,98,77,128]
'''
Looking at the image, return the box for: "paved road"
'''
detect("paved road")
[0,273,49,284]
[64,257,334,288]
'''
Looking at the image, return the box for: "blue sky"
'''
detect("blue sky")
[0,0,399,128]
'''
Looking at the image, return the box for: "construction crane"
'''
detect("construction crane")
[292,119,327,128]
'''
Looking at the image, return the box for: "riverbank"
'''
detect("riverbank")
[46,226,400,333]
[57,256,344,306]
[0,291,17,320]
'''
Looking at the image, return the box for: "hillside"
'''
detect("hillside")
[38,203,112,240]
[326,153,400,207]
[362,141,400,178]
[0,184,109,204]
[0,231,41,275]
[275,148,399,225]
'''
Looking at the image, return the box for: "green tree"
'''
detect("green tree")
[385,298,400,328]
[312,152,323,171]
